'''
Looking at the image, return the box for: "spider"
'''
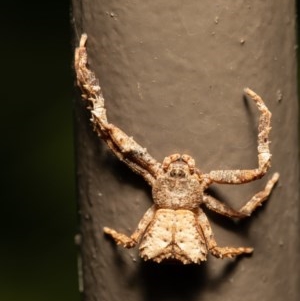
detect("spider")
[75,33,279,264]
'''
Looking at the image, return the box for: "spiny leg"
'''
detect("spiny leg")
[103,228,137,248]
[210,246,253,259]
[239,172,279,216]
[207,88,273,185]
[203,172,280,218]
[103,205,156,248]
[75,34,161,185]
[197,210,253,259]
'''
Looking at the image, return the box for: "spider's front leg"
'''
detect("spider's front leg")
[75,34,161,186]
[207,88,276,185]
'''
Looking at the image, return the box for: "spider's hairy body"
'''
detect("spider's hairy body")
[139,208,207,264]
[142,161,207,264]
[153,162,203,210]
[75,33,280,265]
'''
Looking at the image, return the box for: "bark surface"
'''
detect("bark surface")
[72,1,299,301]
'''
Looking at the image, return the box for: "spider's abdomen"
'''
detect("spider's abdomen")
[139,208,207,264]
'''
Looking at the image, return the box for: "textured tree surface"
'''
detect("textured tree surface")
[72,1,299,301]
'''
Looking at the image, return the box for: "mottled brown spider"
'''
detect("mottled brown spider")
[75,34,279,264]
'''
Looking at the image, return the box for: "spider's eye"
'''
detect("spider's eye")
[177,170,185,178]
[170,170,176,177]
[170,169,186,178]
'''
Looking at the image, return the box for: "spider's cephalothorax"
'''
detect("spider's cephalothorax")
[75,34,280,264]
[153,154,204,210]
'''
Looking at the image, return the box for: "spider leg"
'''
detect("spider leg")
[75,34,161,186]
[103,205,156,248]
[207,88,275,184]
[197,210,253,258]
[210,246,253,259]
[203,172,279,218]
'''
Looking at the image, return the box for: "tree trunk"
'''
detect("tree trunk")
[72,1,299,301]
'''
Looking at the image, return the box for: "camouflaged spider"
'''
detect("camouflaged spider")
[75,34,279,264]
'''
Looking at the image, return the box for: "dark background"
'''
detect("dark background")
[1,1,79,301]
[0,1,298,301]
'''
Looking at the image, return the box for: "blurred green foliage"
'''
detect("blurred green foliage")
[1,1,79,300]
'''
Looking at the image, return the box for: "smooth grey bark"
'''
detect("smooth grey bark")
[72,1,299,301]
